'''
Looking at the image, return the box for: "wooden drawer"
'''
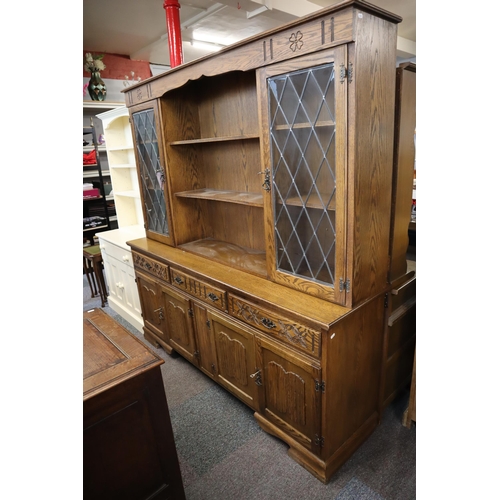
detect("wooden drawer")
[132,251,169,283]
[391,276,416,311]
[170,267,227,312]
[101,241,133,268]
[228,295,321,358]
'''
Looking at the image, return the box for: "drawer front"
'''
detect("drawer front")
[391,276,416,311]
[170,268,227,312]
[132,252,169,283]
[101,242,133,268]
[228,295,320,358]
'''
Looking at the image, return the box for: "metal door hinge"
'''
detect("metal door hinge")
[339,62,353,84]
[194,350,200,358]
[339,278,350,293]
[188,308,194,318]
[315,380,325,393]
[384,293,389,308]
[339,63,346,83]
[315,435,325,447]
[206,319,211,328]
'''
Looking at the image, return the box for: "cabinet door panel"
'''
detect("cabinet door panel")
[192,302,218,379]
[104,256,121,303]
[258,47,347,305]
[130,100,175,247]
[161,285,198,364]
[122,263,143,318]
[255,335,321,452]
[209,311,259,410]
[135,272,165,341]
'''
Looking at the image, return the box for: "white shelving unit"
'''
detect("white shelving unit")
[95,105,145,329]
[97,106,144,228]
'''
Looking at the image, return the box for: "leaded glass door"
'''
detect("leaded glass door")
[130,101,174,246]
[259,49,347,304]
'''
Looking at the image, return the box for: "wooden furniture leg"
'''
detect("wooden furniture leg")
[83,256,98,298]
[403,350,416,428]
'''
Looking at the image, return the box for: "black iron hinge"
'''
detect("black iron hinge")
[384,293,389,308]
[188,308,194,318]
[315,435,325,447]
[315,380,326,393]
[339,62,353,84]
[339,278,350,293]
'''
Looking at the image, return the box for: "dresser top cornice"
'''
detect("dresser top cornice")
[122,0,401,105]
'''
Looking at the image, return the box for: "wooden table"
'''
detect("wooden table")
[83,308,185,500]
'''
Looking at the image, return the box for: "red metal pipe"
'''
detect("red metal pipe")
[163,0,183,67]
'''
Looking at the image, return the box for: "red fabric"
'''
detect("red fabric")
[83,150,97,165]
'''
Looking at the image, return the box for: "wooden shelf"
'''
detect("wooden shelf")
[274,120,335,131]
[170,134,259,146]
[110,163,135,169]
[175,188,263,207]
[179,238,267,278]
[107,146,134,152]
[280,192,336,210]
[115,190,140,198]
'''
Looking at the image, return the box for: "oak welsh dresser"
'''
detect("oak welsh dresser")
[122,0,414,483]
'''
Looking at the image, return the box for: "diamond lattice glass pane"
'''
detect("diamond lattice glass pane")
[132,109,169,236]
[268,63,336,286]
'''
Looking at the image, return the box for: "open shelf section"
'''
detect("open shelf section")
[170,134,259,146]
[175,188,263,207]
[179,238,267,278]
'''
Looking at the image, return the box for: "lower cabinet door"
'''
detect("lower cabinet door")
[161,284,198,364]
[135,271,165,341]
[209,310,259,411]
[255,334,322,452]
[191,301,218,380]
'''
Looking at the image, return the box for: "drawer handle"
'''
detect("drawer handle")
[174,276,184,285]
[261,318,276,329]
[207,292,219,302]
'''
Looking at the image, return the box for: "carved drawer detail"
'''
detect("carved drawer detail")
[170,268,227,311]
[132,252,169,282]
[228,295,320,358]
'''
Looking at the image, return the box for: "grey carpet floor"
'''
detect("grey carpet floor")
[84,273,416,500]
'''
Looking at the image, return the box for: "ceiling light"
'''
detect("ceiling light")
[188,39,224,52]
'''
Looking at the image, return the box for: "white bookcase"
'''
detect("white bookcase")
[96,106,145,330]
[96,106,144,228]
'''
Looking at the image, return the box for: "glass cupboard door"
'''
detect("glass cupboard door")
[260,48,347,304]
[130,100,175,246]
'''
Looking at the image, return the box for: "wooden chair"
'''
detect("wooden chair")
[83,245,107,308]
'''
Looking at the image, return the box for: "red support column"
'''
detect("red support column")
[163,0,183,67]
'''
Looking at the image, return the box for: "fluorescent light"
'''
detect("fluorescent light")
[188,39,224,52]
